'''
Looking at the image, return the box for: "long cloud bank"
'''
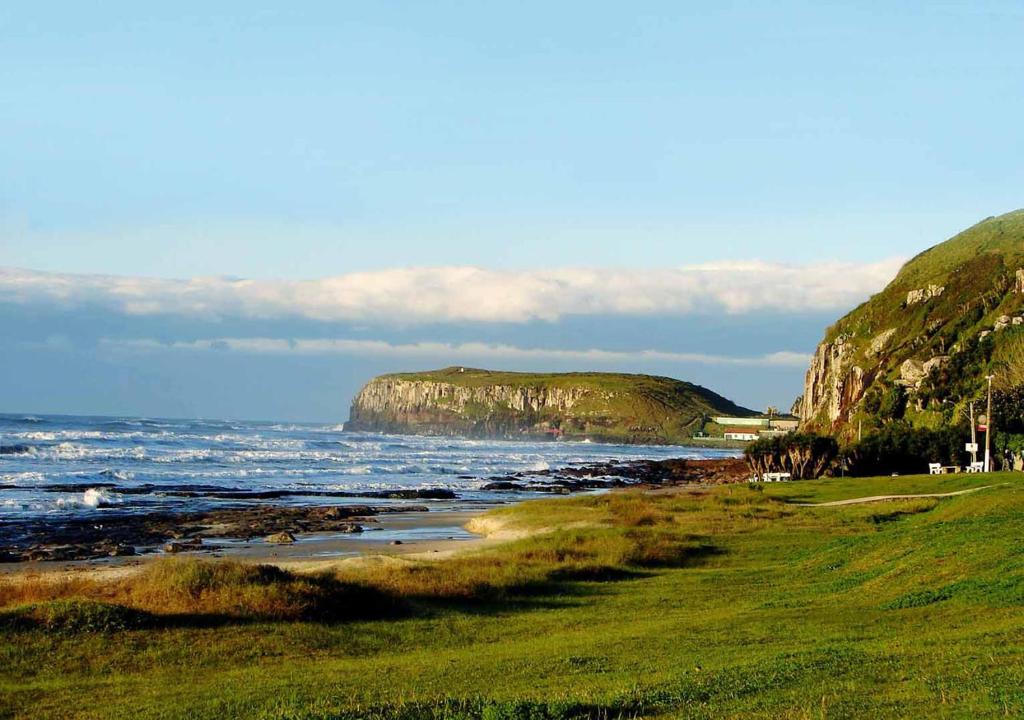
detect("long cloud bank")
[0,260,903,324]
[100,337,812,367]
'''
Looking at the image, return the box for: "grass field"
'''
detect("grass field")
[2,472,1023,719]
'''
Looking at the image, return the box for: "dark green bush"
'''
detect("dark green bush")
[843,424,970,476]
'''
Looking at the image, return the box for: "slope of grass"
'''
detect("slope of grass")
[2,472,1023,719]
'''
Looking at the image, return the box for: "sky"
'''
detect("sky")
[1,2,1022,421]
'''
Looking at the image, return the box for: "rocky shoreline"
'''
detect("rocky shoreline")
[0,457,747,564]
[481,457,747,492]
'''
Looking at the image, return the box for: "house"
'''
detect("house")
[714,416,769,428]
[723,427,759,441]
[714,415,800,439]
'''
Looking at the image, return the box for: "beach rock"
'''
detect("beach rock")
[0,444,33,455]
[107,543,136,557]
[377,489,456,500]
[389,540,403,546]
[265,531,296,544]
[481,480,523,491]
[321,505,368,520]
[163,538,202,553]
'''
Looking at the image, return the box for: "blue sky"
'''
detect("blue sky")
[1,2,1022,421]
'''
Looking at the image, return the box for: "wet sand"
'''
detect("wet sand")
[0,506,503,583]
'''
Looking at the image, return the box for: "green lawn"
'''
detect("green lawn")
[2,472,1023,719]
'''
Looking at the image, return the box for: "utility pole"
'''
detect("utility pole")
[984,375,995,473]
[969,401,977,466]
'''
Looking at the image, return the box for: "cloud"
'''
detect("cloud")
[0,259,903,324]
[100,336,812,367]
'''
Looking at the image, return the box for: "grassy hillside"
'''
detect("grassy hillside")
[802,209,1024,435]
[349,367,754,444]
[4,472,1024,718]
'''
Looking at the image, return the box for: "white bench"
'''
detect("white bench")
[928,463,942,475]
[762,472,792,482]
[966,461,984,474]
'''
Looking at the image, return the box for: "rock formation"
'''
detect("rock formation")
[347,367,753,444]
[800,209,1024,436]
[906,284,945,305]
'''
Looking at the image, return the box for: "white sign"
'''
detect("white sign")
[965,443,978,453]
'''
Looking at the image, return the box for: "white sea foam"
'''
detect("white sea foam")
[1,414,738,521]
[83,488,117,508]
[0,471,47,485]
[16,431,57,441]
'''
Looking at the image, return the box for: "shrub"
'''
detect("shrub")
[0,599,152,633]
[992,386,1024,434]
[878,385,908,421]
[843,424,969,476]
[744,433,839,479]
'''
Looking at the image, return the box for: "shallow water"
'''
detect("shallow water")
[0,413,738,520]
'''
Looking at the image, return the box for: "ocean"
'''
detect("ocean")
[0,413,738,523]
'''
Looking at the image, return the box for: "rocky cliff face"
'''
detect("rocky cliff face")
[346,367,753,444]
[800,210,1024,437]
[349,377,591,437]
[799,335,866,427]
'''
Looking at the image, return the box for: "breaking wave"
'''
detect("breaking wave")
[0,412,736,520]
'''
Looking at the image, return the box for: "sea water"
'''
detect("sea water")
[0,413,738,521]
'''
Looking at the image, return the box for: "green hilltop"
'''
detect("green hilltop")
[347,367,755,444]
[801,209,1024,437]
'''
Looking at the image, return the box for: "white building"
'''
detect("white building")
[723,427,759,441]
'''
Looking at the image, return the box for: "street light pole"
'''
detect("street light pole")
[969,401,977,466]
[984,375,995,473]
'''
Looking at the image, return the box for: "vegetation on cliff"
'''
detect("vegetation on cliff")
[347,367,753,444]
[4,473,1024,718]
[800,209,1024,441]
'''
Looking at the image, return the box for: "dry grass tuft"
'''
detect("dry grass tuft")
[0,559,399,624]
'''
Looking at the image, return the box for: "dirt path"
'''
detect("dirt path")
[798,485,996,507]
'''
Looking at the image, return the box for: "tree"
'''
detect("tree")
[790,395,804,416]
[745,433,839,479]
[992,387,1024,434]
[878,385,908,422]
[843,424,969,476]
